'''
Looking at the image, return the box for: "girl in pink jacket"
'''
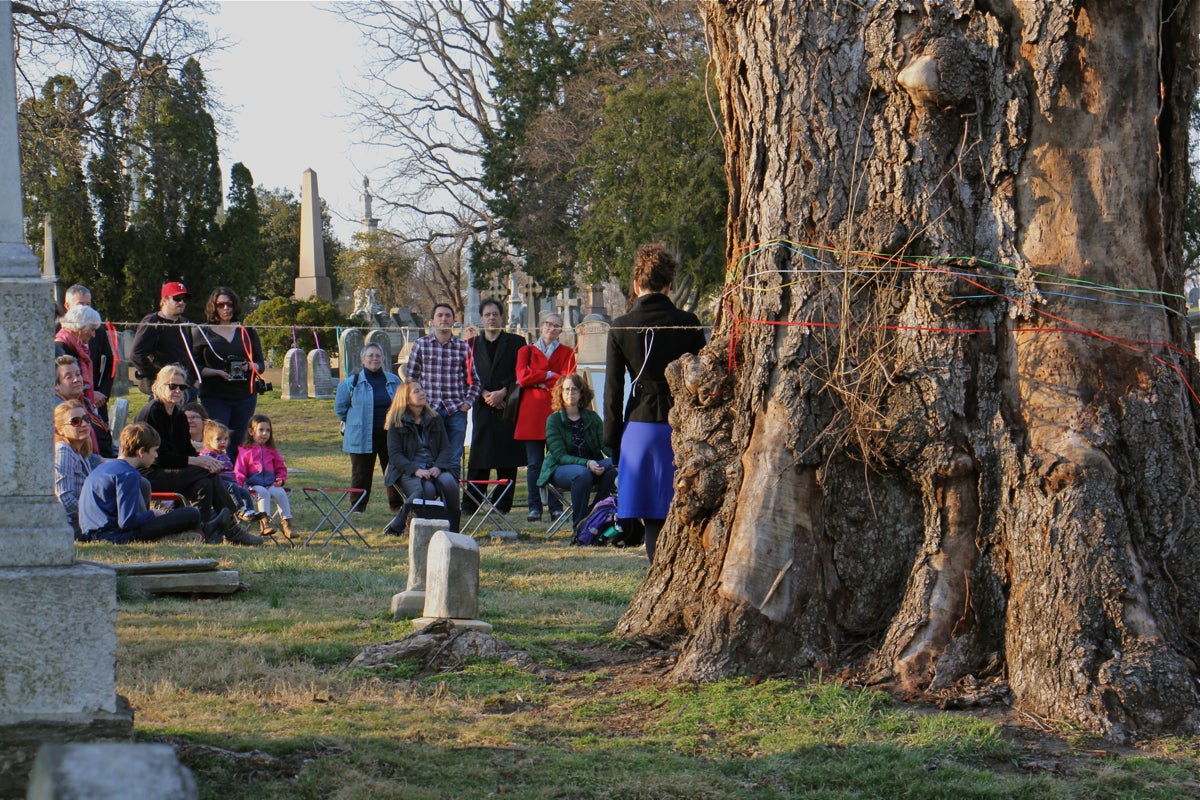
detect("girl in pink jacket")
[235,414,295,539]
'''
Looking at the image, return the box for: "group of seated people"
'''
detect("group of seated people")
[381,370,617,537]
[53,355,617,545]
[53,358,270,545]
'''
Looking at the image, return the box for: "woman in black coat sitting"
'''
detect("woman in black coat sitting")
[383,380,462,534]
[134,365,262,546]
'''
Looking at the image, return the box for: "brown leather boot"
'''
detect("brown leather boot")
[279,517,296,539]
[258,516,279,537]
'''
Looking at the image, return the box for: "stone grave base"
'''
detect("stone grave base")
[412,617,493,634]
[0,697,134,800]
[390,590,425,619]
[488,529,518,541]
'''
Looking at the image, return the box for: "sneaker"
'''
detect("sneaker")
[236,509,261,523]
[225,524,264,546]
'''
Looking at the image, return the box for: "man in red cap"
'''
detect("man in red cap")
[131,281,198,400]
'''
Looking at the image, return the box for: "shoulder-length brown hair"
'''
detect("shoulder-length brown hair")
[54,399,93,459]
[551,372,594,412]
[205,286,243,323]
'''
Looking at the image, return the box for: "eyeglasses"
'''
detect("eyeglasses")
[215,301,234,309]
[67,416,89,427]
[169,296,187,304]
[167,384,188,392]
[542,322,563,329]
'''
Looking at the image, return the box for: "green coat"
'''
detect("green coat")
[538,409,608,487]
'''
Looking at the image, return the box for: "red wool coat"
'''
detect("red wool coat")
[513,342,576,441]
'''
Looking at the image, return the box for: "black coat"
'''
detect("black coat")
[467,331,527,470]
[603,292,706,451]
[131,312,196,388]
[384,410,456,488]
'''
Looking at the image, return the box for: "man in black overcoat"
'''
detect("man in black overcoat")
[465,298,528,513]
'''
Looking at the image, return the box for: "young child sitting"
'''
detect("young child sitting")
[79,423,205,543]
[234,414,295,539]
[199,420,262,524]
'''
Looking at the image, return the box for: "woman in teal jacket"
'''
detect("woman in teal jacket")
[539,373,617,531]
[335,343,402,512]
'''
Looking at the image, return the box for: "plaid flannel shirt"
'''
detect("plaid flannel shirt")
[405,333,481,413]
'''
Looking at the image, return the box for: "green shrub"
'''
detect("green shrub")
[245,297,354,357]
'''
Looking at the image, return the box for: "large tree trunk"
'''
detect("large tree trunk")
[618,0,1200,737]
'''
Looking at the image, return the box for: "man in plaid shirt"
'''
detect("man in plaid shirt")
[405,303,481,477]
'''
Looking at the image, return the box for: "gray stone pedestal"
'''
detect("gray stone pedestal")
[26,743,196,800]
[0,9,130,795]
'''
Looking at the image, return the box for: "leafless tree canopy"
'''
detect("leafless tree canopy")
[343,0,511,247]
[12,0,216,128]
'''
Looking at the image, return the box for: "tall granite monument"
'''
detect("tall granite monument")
[0,4,130,793]
[294,168,332,303]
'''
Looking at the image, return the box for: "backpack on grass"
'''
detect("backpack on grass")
[572,497,618,546]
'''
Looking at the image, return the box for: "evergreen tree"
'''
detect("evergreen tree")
[211,162,264,301]
[87,68,131,316]
[18,75,99,290]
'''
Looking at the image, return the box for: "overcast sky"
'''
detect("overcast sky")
[205,1,386,245]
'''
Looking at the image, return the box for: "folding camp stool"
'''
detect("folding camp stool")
[459,478,516,536]
[543,484,574,539]
[300,487,370,547]
[256,487,295,548]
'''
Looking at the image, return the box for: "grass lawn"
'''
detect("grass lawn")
[81,390,1200,799]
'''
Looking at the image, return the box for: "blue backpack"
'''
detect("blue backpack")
[572,497,620,546]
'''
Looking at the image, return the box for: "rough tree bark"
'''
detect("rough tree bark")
[618,1,1200,738]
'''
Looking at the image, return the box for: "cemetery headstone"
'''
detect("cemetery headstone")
[108,397,128,439]
[307,348,336,399]
[281,347,309,400]
[26,743,196,800]
[390,517,449,619]
[574,317,611,364]
[364,329,393,373]
[293,169,331,303]
[338,328,364,381]
[414,531,491,633]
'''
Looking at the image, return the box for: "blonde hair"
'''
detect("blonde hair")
[54,400,93,459]
[202,419,230,450]
[151,365,189,403]
[385,381,434,429]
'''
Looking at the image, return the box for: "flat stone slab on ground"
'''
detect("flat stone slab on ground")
[488,530,518,541]
[120,570,241,595]
[81,559,220,575]
[412,617,493,633]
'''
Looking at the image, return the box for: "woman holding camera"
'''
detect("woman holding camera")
[193,287,265,461]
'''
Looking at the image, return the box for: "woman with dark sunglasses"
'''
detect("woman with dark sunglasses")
[192,287,265,461]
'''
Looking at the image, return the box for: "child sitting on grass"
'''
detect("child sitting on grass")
[235,413,296,539]
[199,419,262,525]
[79,423,205,543]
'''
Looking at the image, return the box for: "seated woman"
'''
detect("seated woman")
[54,399,101,540]
[383,380,461,534]
[539,372,617,532]
[133,365,262,546]
[54,303,103,405]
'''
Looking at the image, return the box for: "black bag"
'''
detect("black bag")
[501,382,521,424]
[405,477,448,520]
[383,478,448,536]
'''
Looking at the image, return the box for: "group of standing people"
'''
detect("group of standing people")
[338,243,703,564]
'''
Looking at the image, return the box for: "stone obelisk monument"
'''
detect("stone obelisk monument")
[294,168,332,302]
[0,5,130,793]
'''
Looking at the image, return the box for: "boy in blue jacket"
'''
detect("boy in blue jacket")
[79,423,205,543]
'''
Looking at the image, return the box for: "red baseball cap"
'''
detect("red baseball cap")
[160,281,192,300]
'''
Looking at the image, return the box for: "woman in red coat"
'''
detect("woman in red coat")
[514,313,575,521]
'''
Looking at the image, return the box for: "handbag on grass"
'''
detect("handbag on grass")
[405,477,447,519]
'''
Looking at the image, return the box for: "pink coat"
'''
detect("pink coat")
[514,343,575,441]
[234,444,288,487]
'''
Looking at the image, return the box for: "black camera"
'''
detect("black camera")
[253,378,273,395]
[228,360,248,381]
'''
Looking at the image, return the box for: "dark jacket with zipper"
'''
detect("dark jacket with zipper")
[384,410,456,488]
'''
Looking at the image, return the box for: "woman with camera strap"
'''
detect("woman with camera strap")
[192,287,266,462]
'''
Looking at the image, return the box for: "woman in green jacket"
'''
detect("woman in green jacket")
[539,373,617,531]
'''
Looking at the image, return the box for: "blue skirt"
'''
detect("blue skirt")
[617,421,675,520]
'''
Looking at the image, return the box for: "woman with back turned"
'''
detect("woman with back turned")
[604,243,707,563]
